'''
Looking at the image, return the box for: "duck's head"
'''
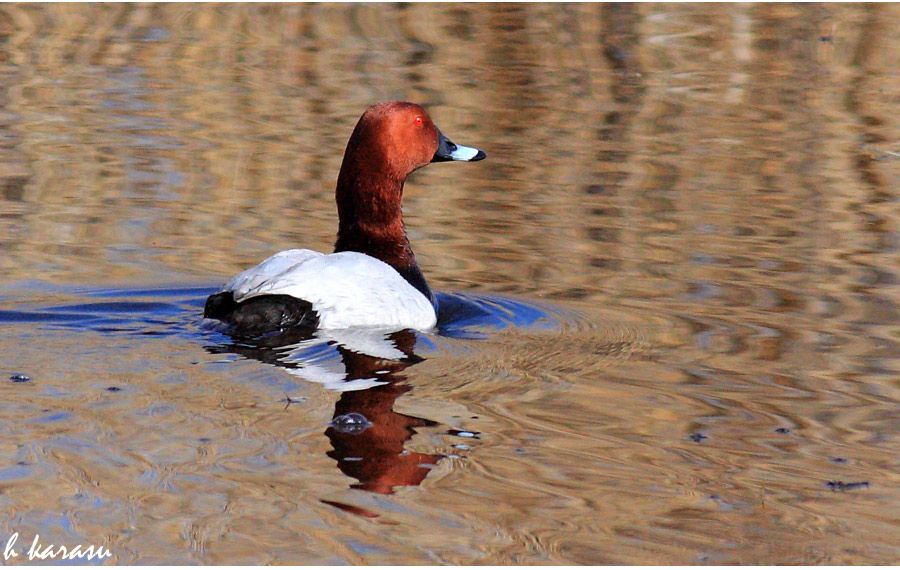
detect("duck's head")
[341,101,486,181]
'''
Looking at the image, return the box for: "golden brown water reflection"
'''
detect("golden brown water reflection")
[0,3,898,564]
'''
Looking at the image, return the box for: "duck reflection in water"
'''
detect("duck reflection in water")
[206,326,442,495]
[325,330,441,494]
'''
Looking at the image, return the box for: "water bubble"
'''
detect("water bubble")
[449,429,480,439]
[330,413,372,434]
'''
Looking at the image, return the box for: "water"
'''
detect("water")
[1,3,898,564]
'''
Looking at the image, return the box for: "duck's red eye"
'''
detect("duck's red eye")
[414,116,423,127]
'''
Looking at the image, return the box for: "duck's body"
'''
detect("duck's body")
[206,249,436,331]
[204,101,485,335]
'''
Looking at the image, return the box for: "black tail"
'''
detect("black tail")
[204,291,319,336]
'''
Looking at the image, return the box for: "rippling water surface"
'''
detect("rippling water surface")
[0,4,898,564]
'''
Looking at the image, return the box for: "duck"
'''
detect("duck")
[203,101,485,334]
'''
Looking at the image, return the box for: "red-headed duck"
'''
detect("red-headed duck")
[204,101,485,333]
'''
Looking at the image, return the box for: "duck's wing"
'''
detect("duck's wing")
[224,250,437,330]
[223,248,324,296]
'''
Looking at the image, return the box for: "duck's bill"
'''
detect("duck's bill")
[432,130,486,162]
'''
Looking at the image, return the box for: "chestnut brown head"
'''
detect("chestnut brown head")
[343,101,485,181]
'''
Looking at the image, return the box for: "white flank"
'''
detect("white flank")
[222,249,437,330]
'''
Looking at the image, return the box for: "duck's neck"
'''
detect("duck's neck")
[333,164,435,306]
